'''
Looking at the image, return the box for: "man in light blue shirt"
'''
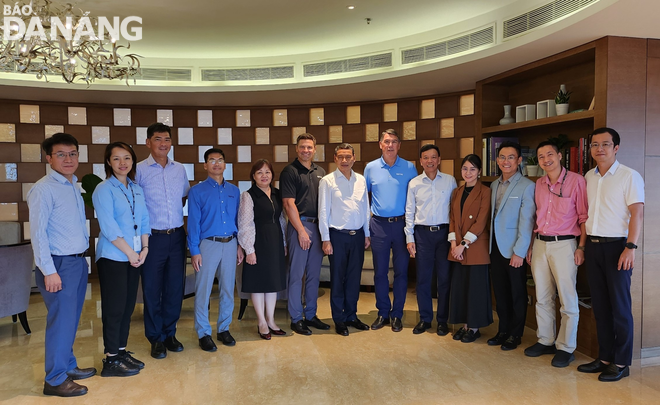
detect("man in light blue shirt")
[364,129,418,332]
[187,148,243,352]
[27,133,95,397]
[136,123,190,359]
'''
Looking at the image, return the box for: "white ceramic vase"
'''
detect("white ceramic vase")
[556,103,569,115]
[499,105,515,125]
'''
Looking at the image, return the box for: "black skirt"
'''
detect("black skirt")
[448,262,493,328]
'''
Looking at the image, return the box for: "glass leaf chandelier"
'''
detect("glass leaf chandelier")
[0,0,141,84]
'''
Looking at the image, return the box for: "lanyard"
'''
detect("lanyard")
[118,180,138,235]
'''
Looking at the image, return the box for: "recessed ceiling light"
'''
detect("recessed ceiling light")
[347,5,355,9]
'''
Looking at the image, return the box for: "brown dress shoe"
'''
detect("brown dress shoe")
[66,366,97,380]
[43,377,88,397]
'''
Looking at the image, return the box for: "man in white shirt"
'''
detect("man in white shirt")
[405,144,456,336]
[318,144,371,337]
[577,127,644,382]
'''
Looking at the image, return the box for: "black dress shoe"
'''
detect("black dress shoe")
[269,327,287,336]
[577,359,610,373]
[119,350,144,369]
[335,322,349,336]
[304,316,331,330]
[346,318,370,331]
[66,366,97,380]
[151,341,167,359]
[291,320,313,335]
[487,332,509,346]
[598,364,630,382]
[501,335,522,351]
[437,322,449,336]
[371,316,390,330]
[43,377,87,397]
[551,350,575,368]
[217,331,236,346]
[524,342,557,357]
[452,326,467,341]
[163,336,183,352]
[199,335,217,352]
[101,356,140,377]
[413,321,432,335]
[461,329,481,343]
[391,317,403,332]
[258,327,271,340]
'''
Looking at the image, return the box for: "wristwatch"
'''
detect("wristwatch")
[461,240,469,248]
[625,242,638,249]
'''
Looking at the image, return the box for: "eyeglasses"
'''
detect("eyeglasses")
[497,155,518,162]
[51,151,79,159]
[381,140,400,146]
[208,158,225,164]
[589,142,614,150]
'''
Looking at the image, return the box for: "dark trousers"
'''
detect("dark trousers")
[97,258,141,355]
[36,256,88,386]
[586,238,633,366]
[328,229,365,323]
[141,228,187,343]
[286,221,324,322]
[490,236,528,337]
[414,226,451,323]
[370,217,410,319]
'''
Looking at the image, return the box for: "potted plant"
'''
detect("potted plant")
[525,155,539,177]
[81,173,102,209]
[555,84,572,116]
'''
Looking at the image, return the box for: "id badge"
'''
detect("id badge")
[133,235,141,252]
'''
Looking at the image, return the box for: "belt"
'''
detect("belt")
[54,252,86,258]
[537,234,576,242]
[152,226,183,235]
[300,216,318,224]
[588,236,626,243]
[374,215,405,223]
[206,235,235,243]
[331,228,362,236]
[415,224,449,232]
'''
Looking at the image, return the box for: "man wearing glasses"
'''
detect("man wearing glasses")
[488,141,536,350]
[577,128,644,382]
[364,129,418,332]
[524,140,588,368]
[187,148,243,352]
[28,133,96,397]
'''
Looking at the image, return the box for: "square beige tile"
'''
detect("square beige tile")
[45,125,64,138]
[78,145,88,163]
[68,107,87,125]
[460,137,474,157]
[346,106,360,124]
[274,145,288,162]
[291,127,307,144]
[328,162,338,173]
[365,124,379,142]
[113,108,131,126]
[21,144,41,162]
[0,124,16,142]
[420,99,435,119]
[255,128,269,145]
[460,94,475,116]
[217,128,232,145]
[420,140,436,146]
[237,145,252,163]
[20,105,40,124]
[403,121,416,140]
[0,203,18,221]
[329,126,343,144]
[236,110,251,127]
[198,110,213,127]
[178,128,194,145]
[309,108,324,126]
[383,103,397,122]
[23,222,30,240]
[157,109,173,126]
[0,163,17,182]
[273,109,288,127]
[136,127,148,145]
[440,159,454,175]
[198,145,213,163]
[22,183,34,201]
[352,143,361,161]
[440,118,455,138]
[313,145,325,162]
[92,127,110,144]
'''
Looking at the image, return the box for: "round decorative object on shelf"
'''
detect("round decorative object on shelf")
[499,105,515,125]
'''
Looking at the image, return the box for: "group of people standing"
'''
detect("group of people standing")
[27,123,643,397]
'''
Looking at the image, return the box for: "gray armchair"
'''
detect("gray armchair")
[0,242,33,334]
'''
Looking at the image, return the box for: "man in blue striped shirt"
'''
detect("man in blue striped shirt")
[187,148,243,352]
[136,123,191,359]
[28,133,96,397]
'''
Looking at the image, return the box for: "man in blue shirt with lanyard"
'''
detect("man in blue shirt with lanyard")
[364,129,418,332]
[136,123,190,359]
[28,133,96,397]
[187,148,243,352]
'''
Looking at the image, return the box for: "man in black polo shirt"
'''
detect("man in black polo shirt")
[281,133,329,335]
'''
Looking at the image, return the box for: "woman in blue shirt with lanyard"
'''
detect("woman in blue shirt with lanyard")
[93,142,150,377]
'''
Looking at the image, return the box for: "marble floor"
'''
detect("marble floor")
[1,283,660,405]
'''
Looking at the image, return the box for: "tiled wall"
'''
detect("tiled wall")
[0,92,476,269]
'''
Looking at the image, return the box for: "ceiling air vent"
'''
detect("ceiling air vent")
[136,68,192,81]
[303,52,392,77]
[201,66,294,82]
[401,25,495,65]
[503,0,598,39]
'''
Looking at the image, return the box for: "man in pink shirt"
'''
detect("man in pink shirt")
[524,140,588,368]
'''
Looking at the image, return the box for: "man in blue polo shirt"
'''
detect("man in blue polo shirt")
[187,148,243,352]
[364,129,418,332]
